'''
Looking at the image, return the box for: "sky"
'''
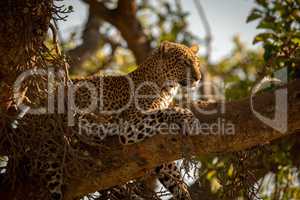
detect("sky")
[183,0,260,61]
[58,0,260,63]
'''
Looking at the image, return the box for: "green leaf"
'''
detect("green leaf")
[292,38,300,46]
[247,9,262,23]
[256,0,268,7]
[206,170,216,180]
[211,178,221,193]
[227,164,234,177]
[257,20,277,30]
[252,33,275,44]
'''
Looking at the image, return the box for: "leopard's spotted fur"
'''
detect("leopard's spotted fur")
[39,41,200,199]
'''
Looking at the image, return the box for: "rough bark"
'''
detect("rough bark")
[0,0,52,110]
[0,0,53,157]
[0,1,55,199]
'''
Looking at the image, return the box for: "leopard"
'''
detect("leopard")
[31,41,201,200]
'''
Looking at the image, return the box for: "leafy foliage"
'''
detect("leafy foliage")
[139,0,198,45]
[196,1,300,199]
[247,0,300,79]
[209,36,264,100]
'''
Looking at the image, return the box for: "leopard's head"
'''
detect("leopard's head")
[158,41,201,87]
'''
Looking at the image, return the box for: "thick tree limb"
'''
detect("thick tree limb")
[0,0,52,110]
[67,5,121,73]
[67,10,102,72]
[68,0,152,71]
[0,0,53,155]
[64,79,300,199]
[88,0,152,63]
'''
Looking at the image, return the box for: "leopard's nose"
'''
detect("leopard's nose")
[179,79,188,86]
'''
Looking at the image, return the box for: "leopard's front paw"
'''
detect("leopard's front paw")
[179,113,198,136]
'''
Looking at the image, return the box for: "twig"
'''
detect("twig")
[193,0,212,63]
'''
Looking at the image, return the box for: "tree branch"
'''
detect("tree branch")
[68,0,152,71]
[89,0,152,63]
[0,0,53,153]
[64,79,300,199]
[67,9,102,73]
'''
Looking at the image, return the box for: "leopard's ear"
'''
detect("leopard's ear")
[159,41,172,54]
[190,44,199,54]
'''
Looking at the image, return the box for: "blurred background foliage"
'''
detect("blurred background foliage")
[43,0,300,199]
[60,0,200,76]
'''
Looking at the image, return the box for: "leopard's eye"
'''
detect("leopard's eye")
[182,60,193,68]
[181,59,190,66]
